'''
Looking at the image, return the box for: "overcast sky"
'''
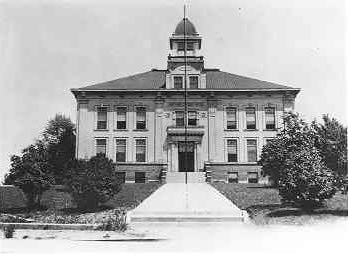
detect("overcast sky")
[0,0,346,180]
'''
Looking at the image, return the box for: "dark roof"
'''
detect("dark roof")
[75,69,298,91]
[174,18,198,35]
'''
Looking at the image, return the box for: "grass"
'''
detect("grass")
[104,183,161,210]
[0,183,161,229]
[212,182,348,225]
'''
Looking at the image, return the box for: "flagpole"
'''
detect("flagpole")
[184,5,188,185]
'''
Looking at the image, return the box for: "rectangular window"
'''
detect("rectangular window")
[188,111,197,126]
[265,139,273,145]
[189,76,198,89]
[265,107,276,130]
[228,172,238,183]
[115,172,126,184]
[135,172,146,183]
[174,76,183,89]
[247,139,257,162]
[187,42,194,51]
[248,172,259,183]
[135,139,146,162]
[227,139,238,162]
[96,139,106,156]
[246,107,256,130]
[116,107,127,129]
[177,42,185,51]
[97,107,107,130]
[136,107,146,129]
[176,111,184,127]
[226,107,237,130]
[115,139,126,162]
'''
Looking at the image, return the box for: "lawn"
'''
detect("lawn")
[0,183,161,225]
[212,182,348,225]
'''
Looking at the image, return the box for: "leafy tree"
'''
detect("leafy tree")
[43,114,75,183]
[64,155,122,210]
[4,114,75,207]
[4,140,55,207]
[259,112,338,207]
[312,115,347,177]
[278,147,337,207]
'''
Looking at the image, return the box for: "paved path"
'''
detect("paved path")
[128,183,244,222]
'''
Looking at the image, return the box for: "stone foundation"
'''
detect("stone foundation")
[204,162,268,184]
[114,163,167,183]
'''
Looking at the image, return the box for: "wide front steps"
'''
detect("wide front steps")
[128,183,245,223]
[129,211,245,222]
[166,172,206,183]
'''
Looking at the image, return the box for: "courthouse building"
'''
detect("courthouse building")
[71,18,300,184]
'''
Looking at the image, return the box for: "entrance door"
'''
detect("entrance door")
[178,142,195,172]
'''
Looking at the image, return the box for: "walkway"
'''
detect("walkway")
[128,183,244,222]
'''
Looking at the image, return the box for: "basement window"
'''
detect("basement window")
[248,172,259,184]
[228,172,238,183]
[135,172,146,183]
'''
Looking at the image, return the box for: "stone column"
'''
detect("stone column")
[154,97,165,162]
[208,95,217,162]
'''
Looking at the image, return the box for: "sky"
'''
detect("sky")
[0,0,346,180]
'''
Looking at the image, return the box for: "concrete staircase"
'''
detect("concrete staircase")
[166,172,206,183]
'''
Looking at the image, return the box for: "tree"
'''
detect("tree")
[312,115,347,177]
[4,140,55,207]
[4,114,75,207]
[259,112,338,207]
[278,147,337,207]
[43,114,76,183]
[64,155,122,210]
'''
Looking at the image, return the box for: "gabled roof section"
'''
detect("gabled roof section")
[205,70,293,90]
[74,69,298,92]
[78,70,166,90]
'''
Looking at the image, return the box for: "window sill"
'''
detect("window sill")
[263,129,278,131]
[244,129,259,131]
[94,129,109,131]
[224,129,239,132]
[133,129,149,132]
[113,129,129,131]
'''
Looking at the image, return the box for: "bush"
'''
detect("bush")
[96,210,127,232]
[278,148,337,208]
[64,155,122,210]
[3,225,15,238]
[259,112,338,207]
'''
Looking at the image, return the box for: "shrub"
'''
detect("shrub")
[96,210,127,232]
[3,225,15,238]
[64,155,122,210]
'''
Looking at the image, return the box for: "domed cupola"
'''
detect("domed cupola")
[168,17,204,71]
[174,18,198,36]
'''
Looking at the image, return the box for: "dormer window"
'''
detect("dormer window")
[189,76,198,89]
[174,76,183,89]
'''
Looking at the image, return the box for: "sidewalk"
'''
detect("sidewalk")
[128,183,244,222]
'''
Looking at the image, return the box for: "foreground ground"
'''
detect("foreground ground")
[1,219,348,254]
[212,182,348,225]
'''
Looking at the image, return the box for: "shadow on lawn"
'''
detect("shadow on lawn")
[247,204,348,218]
[267,209,348,217]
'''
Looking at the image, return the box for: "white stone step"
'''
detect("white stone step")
[166,172,206,183]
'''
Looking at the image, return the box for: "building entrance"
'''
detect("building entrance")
[178,142,195,172]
